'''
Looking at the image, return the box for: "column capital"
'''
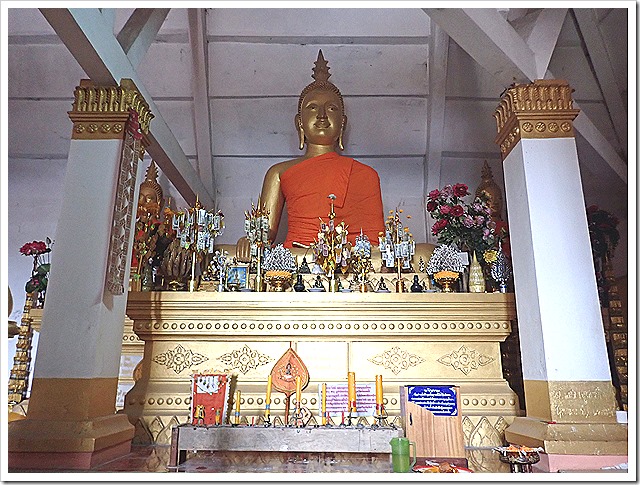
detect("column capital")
[494,79,580,159]
[68,78,153,142]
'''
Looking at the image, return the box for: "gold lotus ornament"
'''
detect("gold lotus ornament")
[434,270,460,293]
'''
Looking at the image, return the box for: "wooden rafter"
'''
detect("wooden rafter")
[116,8,170,68]
[425,23,449,244]
[423,7,627,184]
[39,7,213,207]
[187,8,215,194]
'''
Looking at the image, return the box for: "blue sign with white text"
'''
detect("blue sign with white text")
[407,385,458,416]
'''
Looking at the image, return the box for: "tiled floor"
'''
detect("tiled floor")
[8,445,512,474]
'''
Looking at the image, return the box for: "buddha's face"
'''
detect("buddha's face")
[138,186,160,217]
[298,89,344,146]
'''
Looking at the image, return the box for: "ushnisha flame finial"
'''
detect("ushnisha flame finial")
[312,50,331,83]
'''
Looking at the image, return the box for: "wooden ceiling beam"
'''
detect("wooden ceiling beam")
[116,8,170,69]
[573,8,627,157]
[423,8,626,184]
[425,23,449,244]
[39,7,213,207]
[187,8,215,195]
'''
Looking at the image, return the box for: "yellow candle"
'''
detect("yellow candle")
[264,375,272,420]
[348,371,356,405]
[295,375,301,405]
[375,374,383,406]
[322,382,327,425]
[234,390,241,424]
[266,375,272,404]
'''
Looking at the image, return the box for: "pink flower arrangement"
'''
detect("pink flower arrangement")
[427,183,497,254]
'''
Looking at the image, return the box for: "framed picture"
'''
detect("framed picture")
[226,264,249,290]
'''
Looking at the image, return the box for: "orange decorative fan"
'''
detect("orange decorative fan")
[270,347,310,422]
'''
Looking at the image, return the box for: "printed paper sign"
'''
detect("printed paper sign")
[318,383,377,417]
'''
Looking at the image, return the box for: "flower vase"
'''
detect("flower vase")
[468,252,486,293]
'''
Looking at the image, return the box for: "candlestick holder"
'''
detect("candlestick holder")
[345,404,356,427]
[372,404,389,428]
[263,407,272,427]
[293,403,304,428]
[322,411,331,427]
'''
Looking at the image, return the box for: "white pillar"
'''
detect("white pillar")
[8,79,153,470]
[494,80,626,460]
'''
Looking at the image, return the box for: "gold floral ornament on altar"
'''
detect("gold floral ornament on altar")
[170,196,224,292]
[437,345,494,375]
[19,238,53,308]
[217,344,273,375]
[351,229,374,292]
[244,199,271,292]
[153,344,209,374]
[368,346,425,375]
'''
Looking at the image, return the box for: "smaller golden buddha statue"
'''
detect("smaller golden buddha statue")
[476,160,510,265]
[137,161,164,221]
[475,160,504,221]
[133,161,173,290]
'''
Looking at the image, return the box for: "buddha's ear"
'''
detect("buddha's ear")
[295,113,305,150]
[338,115,347,151]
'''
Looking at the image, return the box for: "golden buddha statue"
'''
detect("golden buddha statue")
[475,160,504,221]
[137,160,164,221]
[476,160,510,262]
[133,161,173,289]
[242,50,385,257]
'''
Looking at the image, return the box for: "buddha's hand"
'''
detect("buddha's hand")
[162,239,190,279]
[236,237,252,263]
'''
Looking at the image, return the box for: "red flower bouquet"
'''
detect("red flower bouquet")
[19,238,53,297]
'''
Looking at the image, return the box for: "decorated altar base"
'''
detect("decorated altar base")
[123,291,520,461]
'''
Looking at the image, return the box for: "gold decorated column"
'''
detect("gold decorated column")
[494,80,626,471]
[8,79,153,470]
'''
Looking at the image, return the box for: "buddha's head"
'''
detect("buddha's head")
[137,161,163,219]
[296,50,347,150]
[475,160,504,220]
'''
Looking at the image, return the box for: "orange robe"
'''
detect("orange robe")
[280,152,385,247]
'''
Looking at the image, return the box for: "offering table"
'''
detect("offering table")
[123,291,521,448]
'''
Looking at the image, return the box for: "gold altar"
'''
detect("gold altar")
[122,290,521,449]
